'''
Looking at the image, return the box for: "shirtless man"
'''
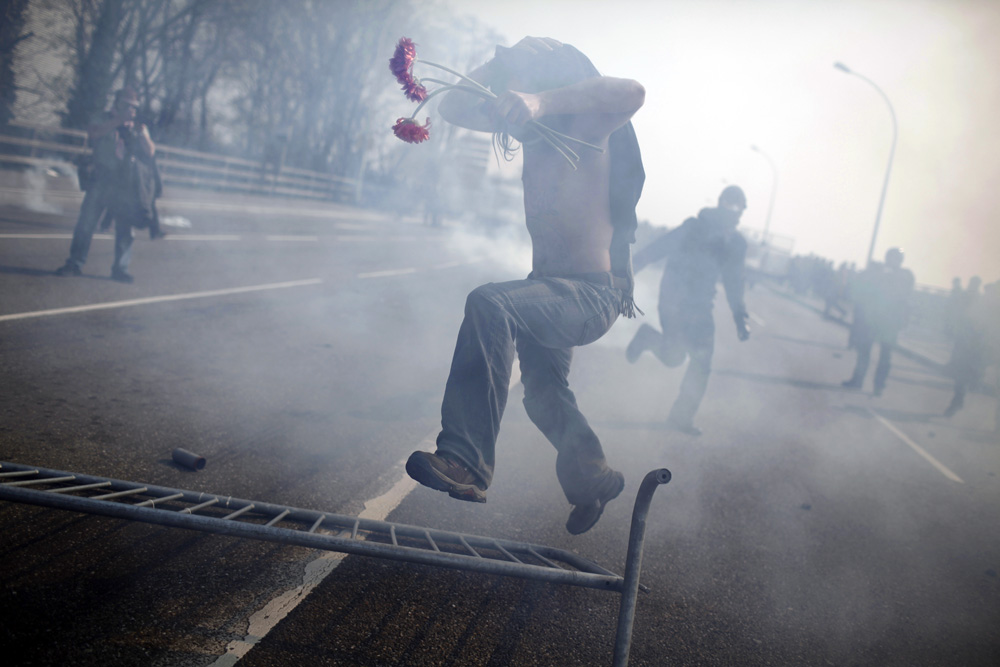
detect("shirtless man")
[405,37,646,535]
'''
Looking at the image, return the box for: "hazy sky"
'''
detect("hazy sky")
[438,0,1000,288]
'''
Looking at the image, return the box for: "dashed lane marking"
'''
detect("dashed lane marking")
[748,312,766,327]
[0,279,324,323]
[2,259,489,322]
[357,259,485,279]
[163,234,242,241]
[868,408,964,483]
[208,449,423,667]
[264,235,319,242]
[0,233,110,240]
[210,361,522,666]
[0,233,419,242]
[357,267,419,279]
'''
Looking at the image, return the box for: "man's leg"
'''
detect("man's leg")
[844,334,873,388]
[409,276,622,504]
[518,341,622,509]
[111,214,134,282]
[944,380,967,417]
[666,311,715,435]
[873,342,893,396]
[57,189,106,273]
[625,323,660,363]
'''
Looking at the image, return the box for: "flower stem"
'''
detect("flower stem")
[417,60,495,98]
[408,85,464,119]
[415,63,589,166]
[536,125,604,152]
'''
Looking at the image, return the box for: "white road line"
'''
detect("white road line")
[0,233,112,240]
[748,311,766,327]
[209,449,425,667]
[868,408,964,483]
[164,234,242,241]
[357,267,418,279]
[336,235,419,242]
[0,278,323,323]
[0,233,423,242]
[214,366,522,666]
[264,235,319,242]
[433,259,485,270]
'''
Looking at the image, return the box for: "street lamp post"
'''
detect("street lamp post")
[834,61,898,267]
[750,144,777,244]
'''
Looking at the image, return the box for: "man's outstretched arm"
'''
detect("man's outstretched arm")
[722,242,751,340]
[439,67,644,138]
[490,76,645,133]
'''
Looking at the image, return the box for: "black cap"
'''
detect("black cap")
[719,185,746,209]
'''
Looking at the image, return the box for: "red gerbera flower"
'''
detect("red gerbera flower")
[403,79,427,103]
[392,117,431,144]
[389,37,417,85]
[390,37,427,102]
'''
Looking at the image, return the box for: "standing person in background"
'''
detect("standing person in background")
[944,280,999,422]
[625,185,751,436]
[842,247,915,396]
[404,36,646,535]
[55,86,156,283]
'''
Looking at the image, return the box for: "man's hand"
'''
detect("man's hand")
[735,312,750,341]
[490,90,544,128]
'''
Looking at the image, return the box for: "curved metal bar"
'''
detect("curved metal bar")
[614,468,672,667]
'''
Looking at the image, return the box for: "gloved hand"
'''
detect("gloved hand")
[735,312,750,341]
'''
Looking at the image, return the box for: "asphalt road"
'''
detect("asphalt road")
[0,183,997,667]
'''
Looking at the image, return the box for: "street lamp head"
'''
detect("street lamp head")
[834,61,851,74]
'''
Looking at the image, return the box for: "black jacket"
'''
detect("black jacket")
[633,207,748,318]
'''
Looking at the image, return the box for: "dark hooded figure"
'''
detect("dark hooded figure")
[405,37,646,535]
[625,185,751,436]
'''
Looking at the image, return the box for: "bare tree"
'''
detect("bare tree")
[0,0,32,127]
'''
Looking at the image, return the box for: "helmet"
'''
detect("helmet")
[885,247,904,262]
[718,185,746,209]
[885,247,904,267]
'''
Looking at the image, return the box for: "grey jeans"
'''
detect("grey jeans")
[436,272,623,505]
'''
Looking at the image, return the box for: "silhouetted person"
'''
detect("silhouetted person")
[945,280,998,419]
[943,277,964,339]
[823,261,849,320]
[625,185,751,435]
[55,87,156,283]
[404,37,645,535]
[842,247,915,396]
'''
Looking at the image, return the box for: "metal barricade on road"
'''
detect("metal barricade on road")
[0,461,670,666]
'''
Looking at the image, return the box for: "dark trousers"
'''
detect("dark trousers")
[849,329,893,392]
[65,187,110,269]
[112,213,134,275]
[634,303,715,425]
[436,273,623,506]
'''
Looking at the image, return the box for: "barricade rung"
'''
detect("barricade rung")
[0,461,672,667]
[222,504,255,520]
[0,470,38,478]
[137,492,184,508]
[52,481,112,494]
[264,509,290,527]
[7,475,76,487]
[92,487,148,501]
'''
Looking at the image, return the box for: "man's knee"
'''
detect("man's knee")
[689,343,713,370]
[465,283,503,318]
